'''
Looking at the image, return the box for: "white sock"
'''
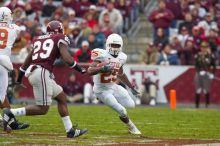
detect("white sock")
[127,119,134,127]
[11,107,26,116]
[62,116,73,132]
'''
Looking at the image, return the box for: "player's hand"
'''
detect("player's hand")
[100,63,114,73]
[81,67,87,74]
[199,71,206,76]
[130,88,140,97]
[13,82,27,92]
[207,73,214,79]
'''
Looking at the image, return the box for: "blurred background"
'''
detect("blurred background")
[1,0,220,108]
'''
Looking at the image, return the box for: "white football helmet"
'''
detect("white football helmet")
[0,7,12,24]
[106,33,123,56]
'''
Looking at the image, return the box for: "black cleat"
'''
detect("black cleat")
[2,108,29,131]
[67,127,88,138]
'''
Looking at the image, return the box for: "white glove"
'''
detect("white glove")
[199,71,206,76]
[208,73,214,79]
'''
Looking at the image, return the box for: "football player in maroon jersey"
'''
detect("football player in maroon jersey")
[2,20,88,138]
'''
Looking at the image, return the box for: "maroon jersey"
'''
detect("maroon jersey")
[31,33,70,72]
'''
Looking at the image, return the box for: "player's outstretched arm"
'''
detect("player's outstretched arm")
[87,61,114,75]
[118,67,140,96]
[59,43,86,73]
[87,61,101,75]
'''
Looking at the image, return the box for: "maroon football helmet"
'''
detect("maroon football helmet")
[46,20,64,34]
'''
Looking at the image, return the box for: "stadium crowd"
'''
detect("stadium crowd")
[146,0,220,66]
[1,0,141,64]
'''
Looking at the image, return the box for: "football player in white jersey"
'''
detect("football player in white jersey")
[87,33,141,134]
[0,7,29,130]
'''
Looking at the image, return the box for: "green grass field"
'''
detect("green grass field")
[0,105,220,145]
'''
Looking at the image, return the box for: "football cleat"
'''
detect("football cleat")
[128,122,141,135]
[67,127,88,138]
[2,108,29,131]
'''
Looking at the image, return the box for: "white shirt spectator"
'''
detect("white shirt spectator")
[99,2,123,34]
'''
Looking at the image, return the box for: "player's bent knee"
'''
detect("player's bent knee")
[124,100,135,108]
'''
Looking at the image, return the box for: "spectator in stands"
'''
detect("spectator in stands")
[13,7,26,21]
[192,26,202,54]
[68,9,83,29]
[5,0,25,10]
[16,42,32,63]
[207,28,219,54]
[24,2,34,19]
[140,73,158,106]
[181,37,194,65]
[165,0,182,28]
[80,20,92,38]
[29,0,43,13]
[62,0,79,11]
[153,28,169,51]
[74,41,92,63]
[63,19,72,36]
[84,5,99,21]
[170,35,182,56]
[85,13,98,29]
[96,0,107,13]
[141,42,160,65]
[99,1,123,34]
[198,13,218,36]
[189,1,207,18]
[178,13,195,34]
[68,27,85,49]
[78,0,91,17]
[11,33,27,63]
[42,0,56,17]
[158,44,179,65]
[194,41,216,108]
[191,8,201,25]
[92,24,105,48]
[88,33,99,50]
[63,72,84,103]
[177,26,190,48]
[99,12,113,37]
[148,0,174,38]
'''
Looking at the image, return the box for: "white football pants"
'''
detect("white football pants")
[0,65,8,103]
[95,84,135,117]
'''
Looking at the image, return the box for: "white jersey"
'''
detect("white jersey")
[91,48,127,93]
[0,23,20,56]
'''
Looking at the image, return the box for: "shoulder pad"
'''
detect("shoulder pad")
[91,48,107,61]
[118,52,127,64]
[57,34,70,47]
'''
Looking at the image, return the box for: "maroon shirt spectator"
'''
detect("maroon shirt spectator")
[63,72,83,97]
[191,8,202,25]
[165,0,183,20]
[74,41,92,63]
[29,0,43,12]
[115,0,130,18]
[62,0,80,12]
[148,0,174,37]
[192,26,203,54]
[77,0,91,17]
[5,0,25,10]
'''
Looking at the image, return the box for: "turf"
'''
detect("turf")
[0,105,220,145]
